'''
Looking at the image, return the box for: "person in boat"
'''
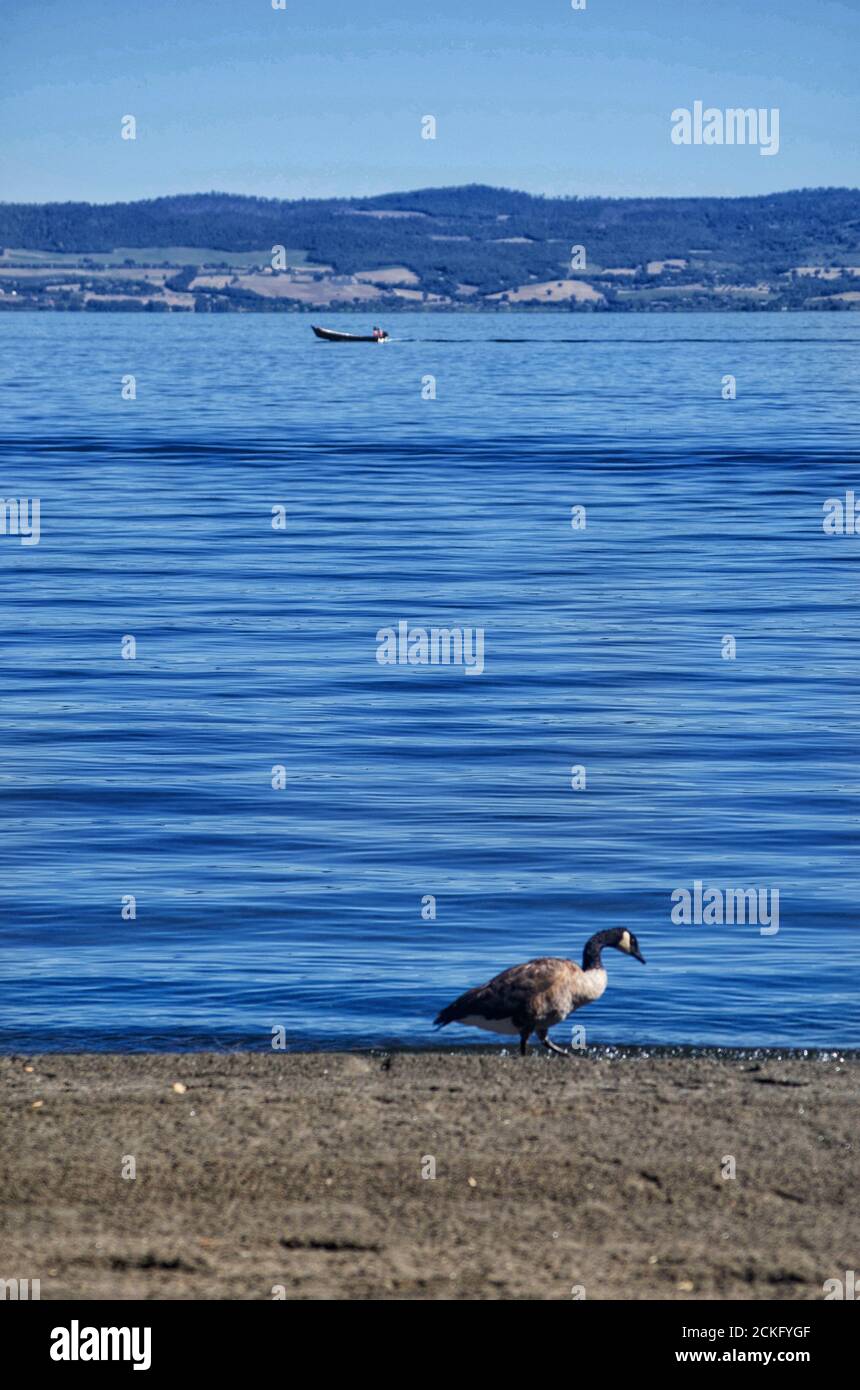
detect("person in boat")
[372,326,386,340]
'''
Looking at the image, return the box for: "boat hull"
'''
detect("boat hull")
[312,325,388,342]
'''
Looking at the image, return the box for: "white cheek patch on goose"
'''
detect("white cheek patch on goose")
[458,1015,521,1036]
[620,930,632,953]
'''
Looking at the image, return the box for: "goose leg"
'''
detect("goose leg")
[519,1030,531,1057]
[538,1031,571,1057]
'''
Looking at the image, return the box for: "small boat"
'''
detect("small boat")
[312,325,388,342]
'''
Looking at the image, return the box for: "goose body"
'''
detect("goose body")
[434,928,645,1056]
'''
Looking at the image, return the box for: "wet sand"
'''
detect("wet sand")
[1,1050,856,1300]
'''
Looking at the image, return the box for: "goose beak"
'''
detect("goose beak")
[632,946,646,964]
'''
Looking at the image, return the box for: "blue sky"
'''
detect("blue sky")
[1,0,857,203]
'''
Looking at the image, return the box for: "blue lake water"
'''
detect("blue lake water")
[1,311,858,1051]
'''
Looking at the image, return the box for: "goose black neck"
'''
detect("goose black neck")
[582,930,616,971]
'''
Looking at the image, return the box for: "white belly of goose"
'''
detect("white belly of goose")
[458,1015,521,1036]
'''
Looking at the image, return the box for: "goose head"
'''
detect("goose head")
[613,927,646,963]
[582,927,646,970]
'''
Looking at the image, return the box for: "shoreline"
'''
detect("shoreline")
[2,1042,858,1059]
[3,1051,857,1300]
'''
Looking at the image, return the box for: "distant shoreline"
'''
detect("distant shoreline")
[2,302,857,314]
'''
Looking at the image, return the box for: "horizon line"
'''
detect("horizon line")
[1,182,858,210]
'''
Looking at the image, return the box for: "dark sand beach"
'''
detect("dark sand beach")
[2,1050,856,1301]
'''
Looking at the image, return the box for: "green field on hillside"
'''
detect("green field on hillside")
[0,246,308,268]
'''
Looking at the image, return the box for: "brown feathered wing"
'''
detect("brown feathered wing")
[434,957,577,1029]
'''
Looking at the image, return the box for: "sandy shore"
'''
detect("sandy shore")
[2,1049,856,1300]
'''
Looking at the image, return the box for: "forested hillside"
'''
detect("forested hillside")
[1,185,858,311]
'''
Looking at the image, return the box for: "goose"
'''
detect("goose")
[433,927,646,1056]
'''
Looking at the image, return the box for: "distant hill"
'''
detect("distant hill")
[1,185,859,311]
